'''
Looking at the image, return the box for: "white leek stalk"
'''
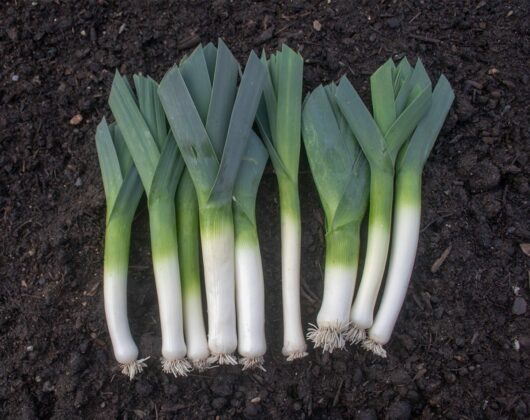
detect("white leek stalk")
[176,171,210,369]
[233,132,268,369]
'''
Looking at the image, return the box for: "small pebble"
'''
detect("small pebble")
[12,74,19,82]
[42,381,54,392]
[512,297,527,315]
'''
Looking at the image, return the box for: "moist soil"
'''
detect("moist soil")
[1,1,529,418]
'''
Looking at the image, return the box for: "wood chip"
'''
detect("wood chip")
[313,20,322,31]
[178,34,200,50]
[519,243,530,257]
[431,245,452,273]
[69,114,83,125]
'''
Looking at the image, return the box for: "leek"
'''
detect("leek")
[233,132,268,370]
[95,119,146,379]
[109,74,190,376]
[176,171,209,369]
[365,76,454,357]
[302,83,369,352]
[158,42,266,364]
[335,59,432,343]
[256,45,307,360]
[172,44,217,370]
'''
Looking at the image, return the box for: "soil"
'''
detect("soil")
[1,0,529,418]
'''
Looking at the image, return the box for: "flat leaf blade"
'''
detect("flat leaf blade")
[109,71,160,192]
[385,83,432,160]
[397,75,455,171]
[205,40,239,158]
[95,118,123,208]
[370,59,397,134]
[180,45,213,122]
[274,45,303,180]
[149,134,185,203]
[158,66,219,204]
[233,131,268,226]
[335,76,392,171]
[210,51,266,203]
[302,85,356,220]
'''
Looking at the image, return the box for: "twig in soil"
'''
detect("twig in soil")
[421,211,454,232]
[409,34,442,44]
[409,12,421,23]
[431,245,452,273]
[333,379,344,407]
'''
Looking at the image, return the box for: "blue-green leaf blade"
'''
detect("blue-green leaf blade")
[209,51,266,203]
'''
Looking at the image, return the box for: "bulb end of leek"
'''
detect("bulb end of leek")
[120,357,150,380]
[344,325,367,344]
[361,338,387,358]
[240,355,266,371]
[307,322,349,353]
[208,352,238,366]
[284,350,308,362]
[161,357,192,377]
[191,358,212,372]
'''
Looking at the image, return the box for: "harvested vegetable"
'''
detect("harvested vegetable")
[233,132,269,370]
[365,75,454,357]
[109,74,190,376]
[95,119,146,379]
[335,59,432,343]
[158,42,266,364]
[302,83,369,352]
[256,45,307,360]
[176,171,210,369]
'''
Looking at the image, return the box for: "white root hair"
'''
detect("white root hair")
[161,358,192,377]
[285,351,308,362]
[120,357,150,380]
[191,358,212,372]
[362,339,387,358]
[207,353,238,366]
[307,322,349,353]
[240,356,266,372]
[344,325,366,344]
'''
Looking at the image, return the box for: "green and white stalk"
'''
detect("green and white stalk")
[159,43,265,364]
[302,84,369,352]
[233,132,269,370]
[256,45,307,360]
[335,59,432,343]
[109,74,190,376]
[96,120,146,379]
[365,76,454,357]
[176,170,210,369]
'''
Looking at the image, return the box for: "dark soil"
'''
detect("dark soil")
[1,1,529,418]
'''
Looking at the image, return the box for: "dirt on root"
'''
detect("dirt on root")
[1,0,529,418]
